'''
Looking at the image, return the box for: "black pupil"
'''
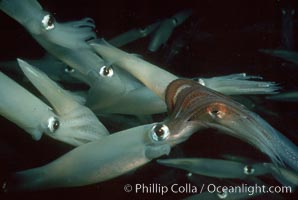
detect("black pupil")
[154,124,164,137]
[48,15,55,26]
[103,67,110,75]
[211,109,219,115]
[65,66,74,72]
[246,165,252,173]
[53,120,59,130]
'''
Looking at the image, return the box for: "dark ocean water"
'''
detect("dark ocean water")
[0,0,297,199]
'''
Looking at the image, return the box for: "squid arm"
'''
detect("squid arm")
[5,96,208,191]
[0,0,96,49]
[90,41,280,101]
[17,59,109,146]
[196,73,280,95]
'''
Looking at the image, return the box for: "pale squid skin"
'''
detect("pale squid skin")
[165,79,298,172]
[17,59,109,146]
[0,54,82,84]
[0,72,55,140]
[90,41,280,101]
[0,0,167,115]
[7,117,202,191]
[0,0,97,82]
[7,86,206,191]
[0,0,279,115]
[0,0,96,49]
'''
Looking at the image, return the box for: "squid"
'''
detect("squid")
[0,54,82,84]
[164,79,298,172]
[5,108,205,191]
[0,0,280,116]
[0,0,95,49]
[158,158,269,179]
[281,3,295,50]
[158,158,298,187]
[148,9,192,52]
[266,91,298,102]
[90,40,280,100]
[0,59,109,146]
[0,0,98,83]
[90,41,297,171]
[259,49,298,65]
[108,21,161,47]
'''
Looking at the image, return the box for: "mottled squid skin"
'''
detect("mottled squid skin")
[0,72,54,140]
[16,59,109,146]
[165,79,298,172]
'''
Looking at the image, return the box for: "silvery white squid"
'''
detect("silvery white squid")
[0,0,163,115]
[0,0,96,49]
[91,40,280,99]
[5,99,207,191]
[0,0,281,116]
[0,59,109,146]
[90,42,298,172]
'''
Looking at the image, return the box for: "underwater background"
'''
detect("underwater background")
[0,0,297,199]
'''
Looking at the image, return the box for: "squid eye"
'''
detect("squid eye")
[64,66,75,73]
[47,116,60,133]
[42,14,55,30]
[243,165,255,175]
[150,124,170,142]
[207,104,227,119]
[99,65,114,77]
